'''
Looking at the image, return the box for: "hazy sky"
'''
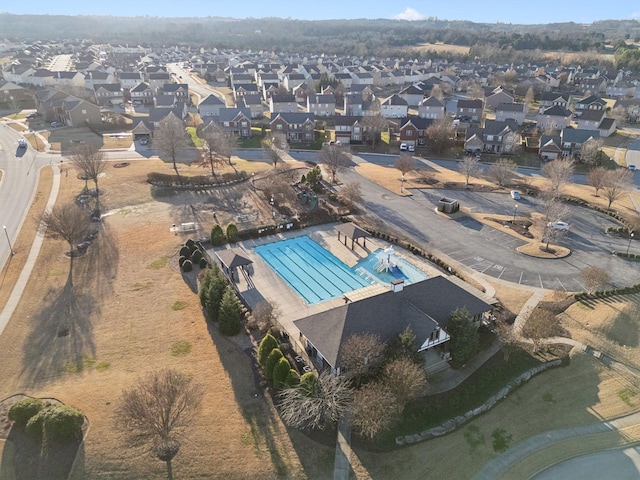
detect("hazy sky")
[3,1,639,24]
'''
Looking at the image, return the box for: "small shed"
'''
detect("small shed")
[437,197,459,214]
[334,222,371,250]
[215,248,253,282]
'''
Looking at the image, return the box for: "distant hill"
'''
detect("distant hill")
[1,14,639,57]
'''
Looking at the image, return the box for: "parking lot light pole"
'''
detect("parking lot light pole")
[3,225,14,256]
[513,204,518,222]
[627,232,634,255]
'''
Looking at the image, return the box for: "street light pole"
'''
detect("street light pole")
[270,196,275,220]
[513,204,518,222]
[627,232,634,255]
[3,225,14,256]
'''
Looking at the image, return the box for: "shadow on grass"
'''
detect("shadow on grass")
[1,424,84,480]
[19,221,118,388]
[204,320,333,479]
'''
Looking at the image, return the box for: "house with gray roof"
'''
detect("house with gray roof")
[269,94,298,114]
[495,103,526,125]
[294,276,493,373]
[380,94,408,118]
[209,108,252,137]
[418,96,445,120]
[536,105,572,130]
[270,112,315,143]
[560,128,600,156]
[306,93,336,117]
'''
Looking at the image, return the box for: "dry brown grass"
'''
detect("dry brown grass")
[487,281,534,316]
[412,43,471,55]
[0,158,329,479]
[516,242,571,259]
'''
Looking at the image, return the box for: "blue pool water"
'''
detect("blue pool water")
[255,236,370,305]
[352,249,429,286]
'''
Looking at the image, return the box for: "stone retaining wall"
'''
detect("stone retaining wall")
[395,359,562,446]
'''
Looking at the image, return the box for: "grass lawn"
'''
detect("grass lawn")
[0,159,329,479]
[351,352,640,479]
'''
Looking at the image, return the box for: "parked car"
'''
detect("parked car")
[510,190,521,200]
[629,164,637,171]
[50,121,62,128]
[547,221,570,231]
[26,112,37,120]
[408,144,415,152]
[400,143,408,151]
[17,138,27,148]
[139,137,149,145]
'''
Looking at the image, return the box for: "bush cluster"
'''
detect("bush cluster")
[198,264,245,335]
[179,239,205,272]
[9,398,84,445]
[257,333,296,390]
[574,282,640,301]
[147,171,247,188]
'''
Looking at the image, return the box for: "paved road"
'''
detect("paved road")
[166,63,228,106]
[0,122,51,270]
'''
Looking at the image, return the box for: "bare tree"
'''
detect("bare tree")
[394,154,415,178]
[261,133,289,169]
[199,123,235,177]
[248,300,279,332]
[610,105,628,125]
[579,138,604,165]
[542,158,574,197]
[494,320,519,362]
[587,166,608,197]
[523,86,535,112]
[277,371,352,431]
[339,333,385,385]
[42,203,91,277]
[116,369,204,480]
[540,193,570,251]
[426,117,455,154]
[154,114,191,178]
[69,144,107,195]
[361,114,387,147]
[337,181,364,210]
[459,155,481,187]
[382,357,427,411]
[579,266,611,295]
[602,168,633,209]
[488,158,517,187]
[318,143,351,183]
[522,309,558,353]
[430,85,444,101]
[351,382,398,439]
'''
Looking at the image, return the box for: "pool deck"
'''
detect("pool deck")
[208,223,445,355]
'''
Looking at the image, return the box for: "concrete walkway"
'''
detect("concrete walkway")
[333,415,353,480]
[0,164,60,335]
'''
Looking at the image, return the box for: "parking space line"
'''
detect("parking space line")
[572,278,587,292]
[539,275,544,289]
[519,272,524,284]
[498,268,506,279]
[481,264,494,273]
[556,278,567,291]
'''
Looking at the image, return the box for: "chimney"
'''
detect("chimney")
[391,279,404,293]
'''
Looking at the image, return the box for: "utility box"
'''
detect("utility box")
[437,197,459,214]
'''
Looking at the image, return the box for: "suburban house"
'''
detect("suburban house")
[484,89,514,110]
[284,73,306,91]
[130,82,154,105]
[398,85,425,106]
[262,83,280,101]
[0,82,30,106]
[538,136,564,160]
[161,83,189,103]
[270,94,298,114]
[294,276,493,374]
[399,116,433,148]
[84,70,116,90]
[293,83,312,103]
[213,108,252,137]
[118,71,144,90]
[538,92,570,112]
[148,72,172,92]
[344,93,372,116]
[147,108,184,130]
[270,112,315,143]
[574,109,605,130]
[198,93,226,119]
[51,71,85,89]
[495,103,526,125]
[34,88,101,126]
[456,99,484,122]
[536,105,573,131]
[464,120,519,154]
[380,94,408,118]
[558,128,600,157]
[306,93,336,117]
[241,94,265,119]
[333,116,364,144]
[93,84,123,106]
[233,83,260,100]
[418,96,445,119]
[574,95,607,111]
[598,117,617,138]
[352,71,375,85]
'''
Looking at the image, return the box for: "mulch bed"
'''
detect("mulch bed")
[484,217,534,238]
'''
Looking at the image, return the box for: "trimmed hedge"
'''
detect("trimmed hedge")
[181,259,193,272]
[258,334,279,366]
[8,398,44,427]
[147,171,247,188]
[265,348,284,380]
[574,282,640,301]
[226,223,239,243]
[191,249,203,264]
[210,224,225,246]
[273,357,292,390]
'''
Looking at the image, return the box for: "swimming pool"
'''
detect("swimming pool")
[255,236,371,305]
[353,248,429,286]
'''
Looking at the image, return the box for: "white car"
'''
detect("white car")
[629,165,637,171]
[408,144,415,152]
[547,221,570,231]
[18,138,27,148]
[510,190,521,200]
[400,143,408,151]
